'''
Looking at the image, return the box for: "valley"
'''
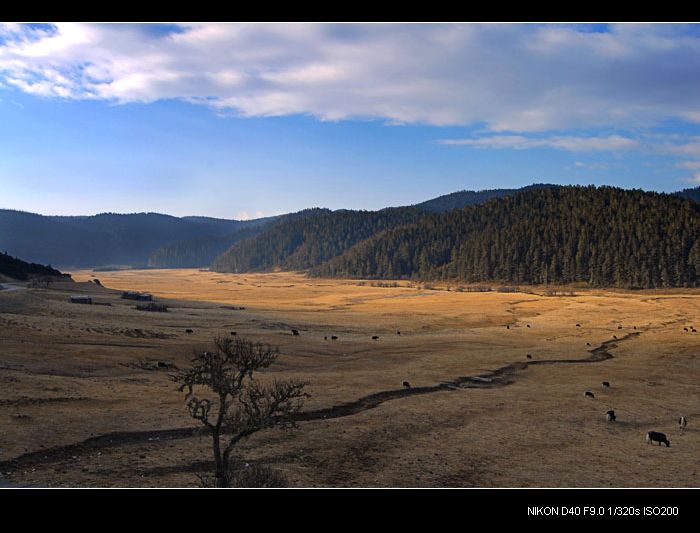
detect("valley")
[1,269,698,487]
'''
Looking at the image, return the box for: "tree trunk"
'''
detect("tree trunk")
[212,429,228,487]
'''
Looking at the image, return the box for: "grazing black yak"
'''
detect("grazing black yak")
[646,431,670,447]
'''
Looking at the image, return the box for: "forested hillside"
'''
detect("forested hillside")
[413,183,558,213]
[312,186,700,288]
[212,207,424,273]
[147,209,327,268]
[0,251,70,281]
[211,185,562,273]
[675,186,700,203]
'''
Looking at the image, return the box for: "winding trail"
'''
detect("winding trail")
[0,332,640,473]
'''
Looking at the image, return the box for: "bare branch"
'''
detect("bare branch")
[222,378,308,457]
[186,397,213,428]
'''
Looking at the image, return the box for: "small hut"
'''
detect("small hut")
[121,291,153,301]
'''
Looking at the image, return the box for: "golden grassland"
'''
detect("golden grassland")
[0,268,698,487]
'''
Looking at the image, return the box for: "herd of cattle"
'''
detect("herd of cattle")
[512,321,690,449]
[576,322,691,450]
[180,320,691,450]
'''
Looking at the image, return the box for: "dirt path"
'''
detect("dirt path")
[0,331,640,476]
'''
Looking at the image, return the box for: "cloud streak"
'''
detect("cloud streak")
[2,23,700,131]
[438,134,641,152]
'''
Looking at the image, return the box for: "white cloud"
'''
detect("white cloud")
[235,210,267,220]
[677,160,700,170]
[2,23,700,130]
[439,134,641,152]
[676,160,700,183]
[667,139,700,157]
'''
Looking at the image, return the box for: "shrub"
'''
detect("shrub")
[545,289,576,297]
[497,286,520,293]
[135,302,168,312]
[196,463,289,488]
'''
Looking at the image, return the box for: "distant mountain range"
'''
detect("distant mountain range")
[0,210,271,268]
[1,184,699,288]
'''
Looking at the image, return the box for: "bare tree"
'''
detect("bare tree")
[173,335,307,487]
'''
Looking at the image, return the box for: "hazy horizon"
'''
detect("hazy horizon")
[0,179,698,219]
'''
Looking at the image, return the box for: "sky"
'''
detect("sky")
[1,22,700,219]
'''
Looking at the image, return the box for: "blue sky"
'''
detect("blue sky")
[1,23,700,219]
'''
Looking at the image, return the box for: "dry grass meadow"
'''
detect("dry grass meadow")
[1,268,699,487]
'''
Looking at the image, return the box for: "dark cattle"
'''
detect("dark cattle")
[506,325,510,329]
[324,336,327,340]
[402,381,411,389]
[586,342,591,346]
[613,335,617,339]
[527,324,531,328]
[157,361,169,369]
[397,331,401,335]
[185,329,193,334]
[331,336,338,340]
[372,336,379,340]
[633,326,637,330]
[646,431,670,447]
[602,381,610,388]
[291,329,299,336]
[230,331,237,336]
[606,410,616,422]
[584,391,595,398]
[526,354,532,359]
[684,327,688,332]
[693,329,698,333]
[679,416,688,431]
[576,324,581,327]
[618,325,623,330]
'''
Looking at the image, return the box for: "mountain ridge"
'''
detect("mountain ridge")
[2,183,699,271]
